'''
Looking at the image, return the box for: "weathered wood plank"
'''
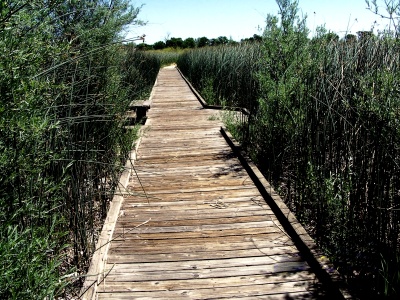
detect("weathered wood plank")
[100,273,316,291]
[114,208,278,223]
[98,263,311,282]
[108,255,306,273]
[97,292,318,300]
[108,233,295,253]
[111,226,282,241]
[99,279,318,295]
[107,247,302,264]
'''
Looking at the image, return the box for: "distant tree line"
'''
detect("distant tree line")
[136,34,263,50]
[136,31,380,51]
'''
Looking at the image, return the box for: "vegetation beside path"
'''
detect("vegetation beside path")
[0,1,159,298]
[177,0,400,298]
[2,0,400,298]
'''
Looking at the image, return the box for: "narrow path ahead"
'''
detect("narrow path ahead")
[89,67,337,299]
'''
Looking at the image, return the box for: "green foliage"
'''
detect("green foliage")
[177,0,400,297]
[251,1,400,296]
[241,34,263,43]
[197,36,210,47]
[183,37,196,48]
[149,35,242,50]
[200,77,219,105]
[147,49,182,67]
[123,47,161,98]
[380,253,400,297]
[153,40,166,50]
[255,0,310,181]
[0,0,158,297]
[0,4,68,297]
[177,43,262,109]
[0,225,65,299]
[166,37,184,48]
[210,36,230,46]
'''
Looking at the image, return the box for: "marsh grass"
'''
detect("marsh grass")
[147,48,183,67]
[177,6,400,297]
[177,42,262,109]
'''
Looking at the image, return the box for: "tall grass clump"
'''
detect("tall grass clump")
[123,47,161,99]
[148,49,183,67]
[177,42,262,108]
[0,1,159,298]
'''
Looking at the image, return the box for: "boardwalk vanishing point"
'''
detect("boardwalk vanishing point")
[81,66,350,299]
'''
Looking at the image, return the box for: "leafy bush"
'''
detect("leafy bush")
[0,1,159,297]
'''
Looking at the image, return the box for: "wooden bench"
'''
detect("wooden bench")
[125,99,152,125]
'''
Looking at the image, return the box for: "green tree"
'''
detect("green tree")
[345,33,357,42]
[166,37,183,48]
[209,36,229,46]
[241,34,263,43]
[217,36,229,45]
[197,36,210,47]
[183,37,196,48]
[153,40,166,49]
[137,43,153,50]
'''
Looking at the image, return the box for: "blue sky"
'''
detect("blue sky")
[126,0,392,44]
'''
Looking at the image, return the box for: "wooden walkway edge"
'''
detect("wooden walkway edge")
[81,66,351,300]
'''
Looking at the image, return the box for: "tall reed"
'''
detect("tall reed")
[177,5,400,296]
[147,49,183,67]
[177,42,262,109]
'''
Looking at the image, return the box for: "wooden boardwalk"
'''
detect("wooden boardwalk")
[83,67,346,299]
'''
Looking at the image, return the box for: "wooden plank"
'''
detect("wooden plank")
[127,180,256,193]
[98,262,310,282]
[113,209,280,224]
[108,255,306,273]
[116,215,272,227]
[113,220,276,235]
[108,233,295,253]
[107,247,302,264]
[117,206,272,216]
[126,185,257,195]
[100,273,316,292]
[123,187,261,200]
[111,226,282,241]
[97,291,317,300]
[100,280,317,295]
[108,243,297,257]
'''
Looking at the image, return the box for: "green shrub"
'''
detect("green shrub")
[0,1,158,297]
